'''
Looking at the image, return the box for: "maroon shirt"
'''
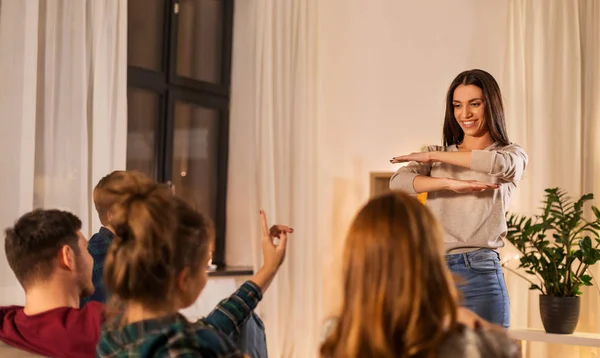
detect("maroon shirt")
[0,302,103,358]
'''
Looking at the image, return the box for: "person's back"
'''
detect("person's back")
[94,171,290,357]
[98,284,259,357]
[0,303,103,357]
[319,192,520,358]
[438,323,520,358]
[0,210,103,358]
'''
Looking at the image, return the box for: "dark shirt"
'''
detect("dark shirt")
[80,227,114,307]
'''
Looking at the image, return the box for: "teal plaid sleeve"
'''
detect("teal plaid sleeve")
[200,281,263,336]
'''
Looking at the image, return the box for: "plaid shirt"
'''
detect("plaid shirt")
[80,227,114,307]
[96,281,262,357]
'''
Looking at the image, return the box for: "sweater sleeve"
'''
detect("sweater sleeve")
[470,143,528,182]
[199,281,262,336]
[389,145,437,194]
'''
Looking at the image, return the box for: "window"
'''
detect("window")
[126,0,233,267]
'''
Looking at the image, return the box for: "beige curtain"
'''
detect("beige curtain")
[503,0,600,356]
[0,0,127,305]
[228,0,322,356]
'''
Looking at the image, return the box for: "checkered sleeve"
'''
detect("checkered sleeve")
[199,281,263,336]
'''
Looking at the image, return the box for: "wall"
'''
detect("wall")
[227,0,508,267]
[316,0,510,315]
[318,0,508,203]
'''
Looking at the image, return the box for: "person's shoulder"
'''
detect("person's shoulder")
[87,229,113,257]
[424,144,454,152]
[80,301,104,314]
[439,324,521,357]
[63,302,104,330]
[0,305,24,317]
[162,321,243,357]
[496,142,526,154]
[0,306,24,328]
[90,227,114,242]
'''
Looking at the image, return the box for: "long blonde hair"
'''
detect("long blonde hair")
[320,191,460,358]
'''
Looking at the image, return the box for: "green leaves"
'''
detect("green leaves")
[505,188,600,297]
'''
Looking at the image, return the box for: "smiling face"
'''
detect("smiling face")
[452,84,489,139]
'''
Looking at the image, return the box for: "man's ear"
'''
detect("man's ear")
[57,245,77,271]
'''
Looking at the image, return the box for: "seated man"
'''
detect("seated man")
[0,209,102,357]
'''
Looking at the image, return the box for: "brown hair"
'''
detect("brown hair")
[320,192,459,358]
[443,69,510,147]
[100,171,214,317]
[4,209,82,288]
[94,170,127,226]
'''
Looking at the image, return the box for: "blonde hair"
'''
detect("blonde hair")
[320,191,459,358]
[94,170,134,226]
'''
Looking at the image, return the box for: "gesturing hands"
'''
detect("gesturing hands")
[260,210,293,272]
[390,151,500,193]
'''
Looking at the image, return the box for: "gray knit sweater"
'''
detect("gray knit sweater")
[389,143,528,253]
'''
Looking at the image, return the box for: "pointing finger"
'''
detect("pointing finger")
[260,210,269,237]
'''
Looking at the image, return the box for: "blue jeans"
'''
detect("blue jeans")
[446,249,510,328]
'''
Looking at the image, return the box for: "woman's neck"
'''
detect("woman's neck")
[124,302,176,324]
[458,134,494,151]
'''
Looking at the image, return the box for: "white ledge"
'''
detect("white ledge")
[509,328,600,347]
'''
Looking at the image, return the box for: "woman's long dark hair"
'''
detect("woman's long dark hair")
[442,69,510,147]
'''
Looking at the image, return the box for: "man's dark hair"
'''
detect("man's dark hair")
[4,209,82,288]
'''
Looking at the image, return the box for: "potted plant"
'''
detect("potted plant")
[505,188,600,334]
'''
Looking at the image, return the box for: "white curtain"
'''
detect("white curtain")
[503,0,600,357]
[0,0,127,305]
[229,0,322,357]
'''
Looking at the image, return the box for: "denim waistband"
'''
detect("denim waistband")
[445,248,499,265]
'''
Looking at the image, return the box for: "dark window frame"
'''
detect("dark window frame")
[127,0,234,267]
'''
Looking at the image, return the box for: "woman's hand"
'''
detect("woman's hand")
[260,210,293,272]
[390,152,434,164]
[251,211,293,294]
[447,179,500,193]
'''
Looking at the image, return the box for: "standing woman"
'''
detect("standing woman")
[389,69,527,328]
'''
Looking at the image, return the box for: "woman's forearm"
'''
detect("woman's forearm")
[412,176,451,193]
[430,151,472,169]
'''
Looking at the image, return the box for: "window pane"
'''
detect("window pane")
[127,88,159,177]
[170,101,220,218]
[128,0,165,71]
[176,0,223,84]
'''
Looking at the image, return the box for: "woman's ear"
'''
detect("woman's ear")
[176,266,191,292]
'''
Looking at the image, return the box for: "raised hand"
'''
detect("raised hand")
[260,210,293,271]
